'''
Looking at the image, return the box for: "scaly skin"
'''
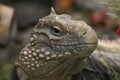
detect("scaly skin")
[97,40,120,53]
[15,8,98,80]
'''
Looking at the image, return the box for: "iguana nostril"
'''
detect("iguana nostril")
[82,30,87,35]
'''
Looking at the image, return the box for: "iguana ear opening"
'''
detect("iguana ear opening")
[50,7,57,15]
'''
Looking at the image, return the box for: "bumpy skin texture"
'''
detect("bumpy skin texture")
[16,8,98,80]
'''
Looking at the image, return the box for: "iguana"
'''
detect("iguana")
[12,8,120,80]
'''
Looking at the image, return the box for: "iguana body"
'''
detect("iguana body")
[13,8,120,80]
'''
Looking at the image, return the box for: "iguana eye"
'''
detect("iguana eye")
[51,26,64,36]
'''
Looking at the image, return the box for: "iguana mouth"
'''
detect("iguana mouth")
[50,43,97,53]
[51,43,97,46]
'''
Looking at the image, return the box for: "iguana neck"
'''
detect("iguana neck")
[97,40,120,53]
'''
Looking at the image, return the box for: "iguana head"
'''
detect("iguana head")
[17,8,98,79]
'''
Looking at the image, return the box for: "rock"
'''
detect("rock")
[0,3,15,47]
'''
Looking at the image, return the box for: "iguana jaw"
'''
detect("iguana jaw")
[18,52,86,80]
[18,41,97,79]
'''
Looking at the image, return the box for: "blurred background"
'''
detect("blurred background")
[0,0,119,80]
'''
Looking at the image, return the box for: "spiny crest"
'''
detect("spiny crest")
[38,7,57,25]
[50,7,57,15]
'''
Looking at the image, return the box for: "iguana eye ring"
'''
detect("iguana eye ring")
[51,26,63,36]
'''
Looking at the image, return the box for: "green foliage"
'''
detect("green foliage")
[0,60,12,80]
[108,0,120,24]
[100,0,120,24]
